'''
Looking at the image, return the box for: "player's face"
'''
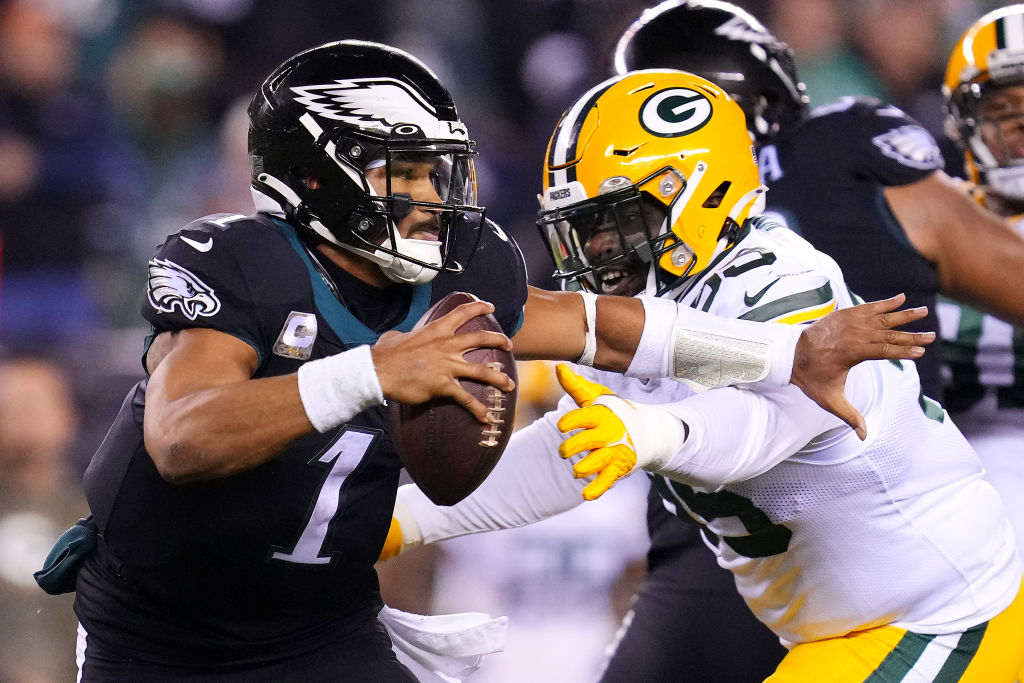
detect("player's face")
[366,153,455,242]
[581,197,664,296]
[978,84,1024,165]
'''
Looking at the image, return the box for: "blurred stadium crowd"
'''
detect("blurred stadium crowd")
[0,0,1014,681]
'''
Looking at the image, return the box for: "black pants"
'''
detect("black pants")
[598,511,787,683]
[78,617,417,682]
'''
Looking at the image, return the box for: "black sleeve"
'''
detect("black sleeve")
[841,97,944,187]
[435,218,529,337]
[141,215,266,360]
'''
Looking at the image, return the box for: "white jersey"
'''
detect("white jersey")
[935,203,1024,570]
[403,220,1021,646]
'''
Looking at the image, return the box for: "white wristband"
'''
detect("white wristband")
[625,296,677,379]
[297,345,384,432]
[575,291,598,366]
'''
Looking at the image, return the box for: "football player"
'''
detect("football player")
[584,2,1024,679]
[385,69,1024,680]
[940,4,1024,585]
[53,40,931,681]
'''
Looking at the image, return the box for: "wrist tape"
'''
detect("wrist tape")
[625,297,800,390]
[575,291,598,366]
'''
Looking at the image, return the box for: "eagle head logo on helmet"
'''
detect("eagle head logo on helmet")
[247,40,484,285]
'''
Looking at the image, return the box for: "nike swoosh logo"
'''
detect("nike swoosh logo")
[181,235,213,252]
[744,277,781,307]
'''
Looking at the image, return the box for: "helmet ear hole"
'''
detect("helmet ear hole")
[702,181,731,209]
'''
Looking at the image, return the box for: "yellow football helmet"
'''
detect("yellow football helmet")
[944,5,1024,199]
[537,69,764,295]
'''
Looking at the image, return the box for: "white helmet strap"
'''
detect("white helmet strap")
[338,234,445,285]
[252,177,444,284]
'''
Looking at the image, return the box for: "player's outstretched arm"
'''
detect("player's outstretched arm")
[886,170,1024,326]
[514,287,933,433]
[791,294,933,440]
[144,301,514,483]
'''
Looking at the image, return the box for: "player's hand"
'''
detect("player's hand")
[555,364,684,500]
[792,293,934,440]
[378,516,405,563]
[371,300,515,424]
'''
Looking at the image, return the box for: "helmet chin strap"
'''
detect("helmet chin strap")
[253,180,443,285]
[986,166,1024,202]
[338,233,444,285]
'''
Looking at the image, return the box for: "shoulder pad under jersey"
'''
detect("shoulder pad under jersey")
[432,218,528,337]
[806,96,943,183]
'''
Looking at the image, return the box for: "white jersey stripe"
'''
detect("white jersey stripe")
[550,80,616,168]
[1005,12,1024,51]
[76,622,87,682]
[908,632,967,679]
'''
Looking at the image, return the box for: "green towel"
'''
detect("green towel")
[34,516,98,595]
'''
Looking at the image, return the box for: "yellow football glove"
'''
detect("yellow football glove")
[556,364,637,500]
[555,364,687,501]
[378,516,406,562]
[376,493,423,563]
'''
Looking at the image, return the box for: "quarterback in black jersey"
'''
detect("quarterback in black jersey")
[74,41,534,682]
[52,37,935,682]
[600,2,1024,682]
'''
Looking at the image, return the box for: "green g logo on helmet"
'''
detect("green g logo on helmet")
[640,88,713,137]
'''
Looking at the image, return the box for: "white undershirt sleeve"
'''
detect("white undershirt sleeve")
[652,377,855,489]
[398,399,587,545]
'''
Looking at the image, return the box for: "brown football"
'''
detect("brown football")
[388,292,518,506]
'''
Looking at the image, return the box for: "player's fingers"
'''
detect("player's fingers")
[560,427,611,460]
[817,385,867,441]
[582,471,616,501]
[451,356,516,393]
[580,455,633,500]
[556,404,605,436]
[876,305,929,329]
[858,292,906,314]
[449,329,513,353]
[431,298,492,333]
[555,363,613,407]
[447,383,496,424]
[572,449,610,477]
[874,331,932,359]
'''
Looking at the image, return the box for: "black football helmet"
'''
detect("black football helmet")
[612,0,809,142]
[248,40,483,284]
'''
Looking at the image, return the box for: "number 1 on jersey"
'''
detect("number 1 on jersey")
[271,428,377,565]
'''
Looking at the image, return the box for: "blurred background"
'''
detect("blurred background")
[0,0,1011,680]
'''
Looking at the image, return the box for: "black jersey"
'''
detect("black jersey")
[75,213,527,667]
[759,96,945,398]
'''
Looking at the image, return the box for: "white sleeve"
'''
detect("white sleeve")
[625,296,802,390]
[398,397,587,545]
[651,377,856,489]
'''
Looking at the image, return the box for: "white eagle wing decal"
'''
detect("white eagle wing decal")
[147,258,222,321]
[871,125,943,171]
[291,77,461,138]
